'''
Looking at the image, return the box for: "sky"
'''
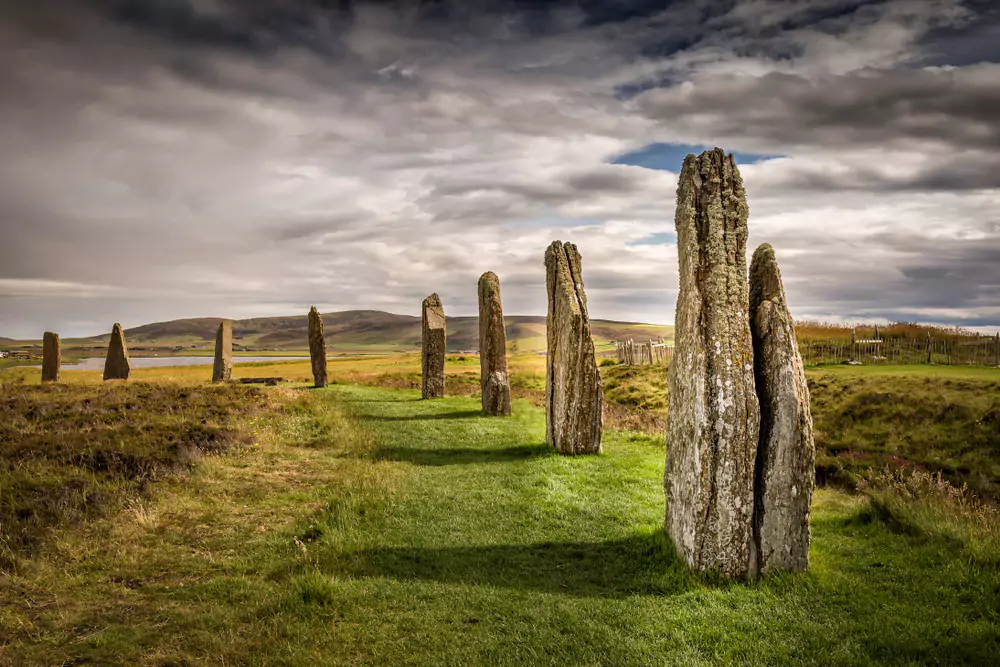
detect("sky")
[1,0,999,338]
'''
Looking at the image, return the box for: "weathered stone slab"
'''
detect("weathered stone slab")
[544,241,603,454]
[664,148,759,578]
[212,320,232,383]
[749,243,815,574]
[478,272,511,416]
[42,332,60,383]
[308,307,328,388]
[422,293,446,399]
[103,323,131,381]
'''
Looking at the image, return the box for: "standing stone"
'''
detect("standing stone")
[41,332,60,383]
[308,307,328,388]
[749,243,814,574]
[544,241,603,454]
[103,323,131,381]
[212,320,232,383]
[664,149,759,578]
[478,272,511,416]
[421,293,446,399]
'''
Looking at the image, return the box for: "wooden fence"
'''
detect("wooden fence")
[613,331,1000,368]
[614,338,674,366]
[800,332,1000,367]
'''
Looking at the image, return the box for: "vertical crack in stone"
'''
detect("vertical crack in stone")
[103,323,131,381]
[478,272,511,416]
[422,293,446,399]
[212,320,233,383]
[544,241,603,455]
[308,307,328,388]
[749,243,815,575]
[665,148,758,578]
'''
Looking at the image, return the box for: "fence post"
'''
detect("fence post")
[996,333,999,367]
[926,333,932,364]
[850,328,856,363]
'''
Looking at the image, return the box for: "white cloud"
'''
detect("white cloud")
[0,0,997,337]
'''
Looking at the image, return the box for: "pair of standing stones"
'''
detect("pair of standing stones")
[43,323,140,382]
[43,322,136,382]
[665,148,814,578]
[418,274,512,416]
[216,309,324,387]
[61,320,234,383]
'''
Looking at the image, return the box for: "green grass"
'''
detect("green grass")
[2,381,999,665]
[808,365,1000,498]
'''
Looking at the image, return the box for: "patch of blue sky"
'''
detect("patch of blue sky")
[612,143,783,172]
[628,232,676,247]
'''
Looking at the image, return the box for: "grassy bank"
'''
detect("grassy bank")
[0,381,279,568]
[808,365,1000,498]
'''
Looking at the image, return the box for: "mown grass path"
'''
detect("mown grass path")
[2,383,998,666]
[319,386,999,666]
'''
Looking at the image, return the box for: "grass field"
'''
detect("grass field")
[1,359,999,665]
[4,355,999,496]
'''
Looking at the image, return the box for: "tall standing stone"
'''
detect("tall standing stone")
[103,323,131,381]
[544,241,603,454]
[749,243,814,574]
[422,293,446,399]
[664,149,759,578]
[212,320,232,383]
[308,307,327,388]
[41,332,60,383]
[478,272,511,416]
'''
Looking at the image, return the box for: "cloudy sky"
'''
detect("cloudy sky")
[2,0,999,338]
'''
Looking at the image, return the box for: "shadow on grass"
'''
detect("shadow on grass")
[346,532,696,598]
[370,410,486,422]
[373,442,552,466]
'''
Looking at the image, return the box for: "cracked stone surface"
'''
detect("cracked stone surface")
[308,307,328,388]
[422,293,446,399]
[750,243,815,575]
[478,272,511,416]
[545,240,603,454]
[212,320,232,383]
[664,148,759,578]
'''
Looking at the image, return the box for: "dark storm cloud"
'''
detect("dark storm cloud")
[918,0,1000,66]
[0,0,998,337]
[636,64,1000,151]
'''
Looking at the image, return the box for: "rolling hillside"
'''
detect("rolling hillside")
[38,310,673,354]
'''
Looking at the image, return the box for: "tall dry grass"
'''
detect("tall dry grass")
[860,467,1000,565]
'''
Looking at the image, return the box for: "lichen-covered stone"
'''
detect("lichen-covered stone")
[544,241,603,454]
[478,272,511,416]
[103,323,131,381]
[750,243,815,574]
[422,293,446,399]
[212,320,232,383]
[42,332,60,383]
[664,148,759,578]
[308,307,328,388]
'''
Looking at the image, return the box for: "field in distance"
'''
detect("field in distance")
[0,310,673,357]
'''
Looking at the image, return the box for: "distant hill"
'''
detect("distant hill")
[57,310,673,354]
